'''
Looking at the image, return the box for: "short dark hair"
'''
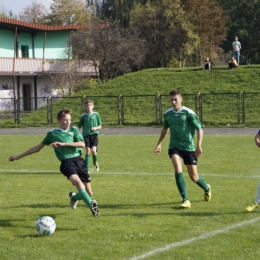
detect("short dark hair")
[86,100,94,106]
[169,89,181,96]
[57,108,71,120]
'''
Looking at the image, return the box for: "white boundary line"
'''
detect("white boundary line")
[0,169,259,178]
[126,217,260,260]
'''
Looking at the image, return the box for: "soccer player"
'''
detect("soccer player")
[8,108,100,217]
[78,100,102,172]
[246,130,260,212]
[154,89,211,208]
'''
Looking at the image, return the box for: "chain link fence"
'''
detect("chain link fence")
[1,92,260,127]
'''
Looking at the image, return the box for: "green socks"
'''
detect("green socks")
[85,154,98,169]
[72,188,92,208]
[85,154,90,170]
[196,176,210,191]
[175,173,188,200]
[93,155,98,165]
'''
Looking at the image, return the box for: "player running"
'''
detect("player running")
[154,89,211,208]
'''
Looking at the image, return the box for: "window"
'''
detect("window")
[21,45,29,58]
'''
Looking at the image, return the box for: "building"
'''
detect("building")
[0,18,98,112]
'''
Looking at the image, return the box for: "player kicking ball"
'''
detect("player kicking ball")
[8,108,100,217]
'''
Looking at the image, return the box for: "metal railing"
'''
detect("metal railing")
[1,92,260,127]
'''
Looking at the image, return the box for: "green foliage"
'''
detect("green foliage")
[131,0,199,68]
[44,0,91,25]
[1,134,260,259]
[217,0,260,63]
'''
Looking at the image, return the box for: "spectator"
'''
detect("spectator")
[203,57,211,70]
[232,36,241,65]
[229,57,238,69]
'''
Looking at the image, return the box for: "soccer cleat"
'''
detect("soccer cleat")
[205,184,211,202]
[181,200,191,208]
[246,203,259,212]
[90,200,100,217]
[95,163,99,172]
[69,192,78,210]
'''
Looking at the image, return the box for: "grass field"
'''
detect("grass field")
[1,134,260,260]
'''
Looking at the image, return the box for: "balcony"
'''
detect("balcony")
[0,57,99,76]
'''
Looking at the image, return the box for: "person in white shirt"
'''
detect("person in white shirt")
[232,36,241,65]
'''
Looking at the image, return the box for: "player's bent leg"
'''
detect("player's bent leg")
[186,165,199,182]
[84,182,93,197]
[69,192,78,209]
[69,174,85,190]
[92,147,99,172]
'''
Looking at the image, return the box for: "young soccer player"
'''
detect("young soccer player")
[154,89,211,208]
[246,130,260,212]
[8,108,100,217]
[78,100,102,172]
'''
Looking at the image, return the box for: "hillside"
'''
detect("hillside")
[2,65,260,128]
[77,65,260,96]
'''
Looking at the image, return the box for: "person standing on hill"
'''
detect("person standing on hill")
[78,100,102,172]
[154,89,211,208]
[246,130,260,212]
[8,108,100,217]
[232,36,241,65]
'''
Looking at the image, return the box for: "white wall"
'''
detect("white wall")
[0,76,63,112]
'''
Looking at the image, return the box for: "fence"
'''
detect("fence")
[1,92,260,127]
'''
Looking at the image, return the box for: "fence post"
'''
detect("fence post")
[14,96,19,123]
[118,94,123,125]
[47,95,52,123]
[155,93,162,124]
[82,95,87,113]
[196,92,201,121]
[238,91,244,124]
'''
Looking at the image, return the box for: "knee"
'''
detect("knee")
[190,175,199,182]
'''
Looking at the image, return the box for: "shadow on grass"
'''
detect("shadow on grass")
[4,171,60,175]
[2,203,69,209]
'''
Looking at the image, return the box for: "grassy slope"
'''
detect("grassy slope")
[79,65,260,95]
[2,64,260,127]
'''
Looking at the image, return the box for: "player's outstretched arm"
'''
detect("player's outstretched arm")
[9,143,45,161]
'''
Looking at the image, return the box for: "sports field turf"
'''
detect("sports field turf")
[1,133,260,260]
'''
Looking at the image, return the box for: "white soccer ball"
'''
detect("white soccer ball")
[36,216,56,236]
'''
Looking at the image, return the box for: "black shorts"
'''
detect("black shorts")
[168,148,197,165]
[60,156,91,183]
[84,134,98,149]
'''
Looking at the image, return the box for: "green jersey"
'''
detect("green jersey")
[78,112,102,137]
[163,106,203,151]
[42,126,83,161]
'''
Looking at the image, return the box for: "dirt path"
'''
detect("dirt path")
[0,127,258,135]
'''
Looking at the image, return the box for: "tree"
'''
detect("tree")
[19,1,47,24]
[70,18,145,81]
[217,0,260,64]
[181,0,227,65]
[44,0,91,25]
[42,60,90,95]
[131,0,199,68]
[0,3,17,19]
